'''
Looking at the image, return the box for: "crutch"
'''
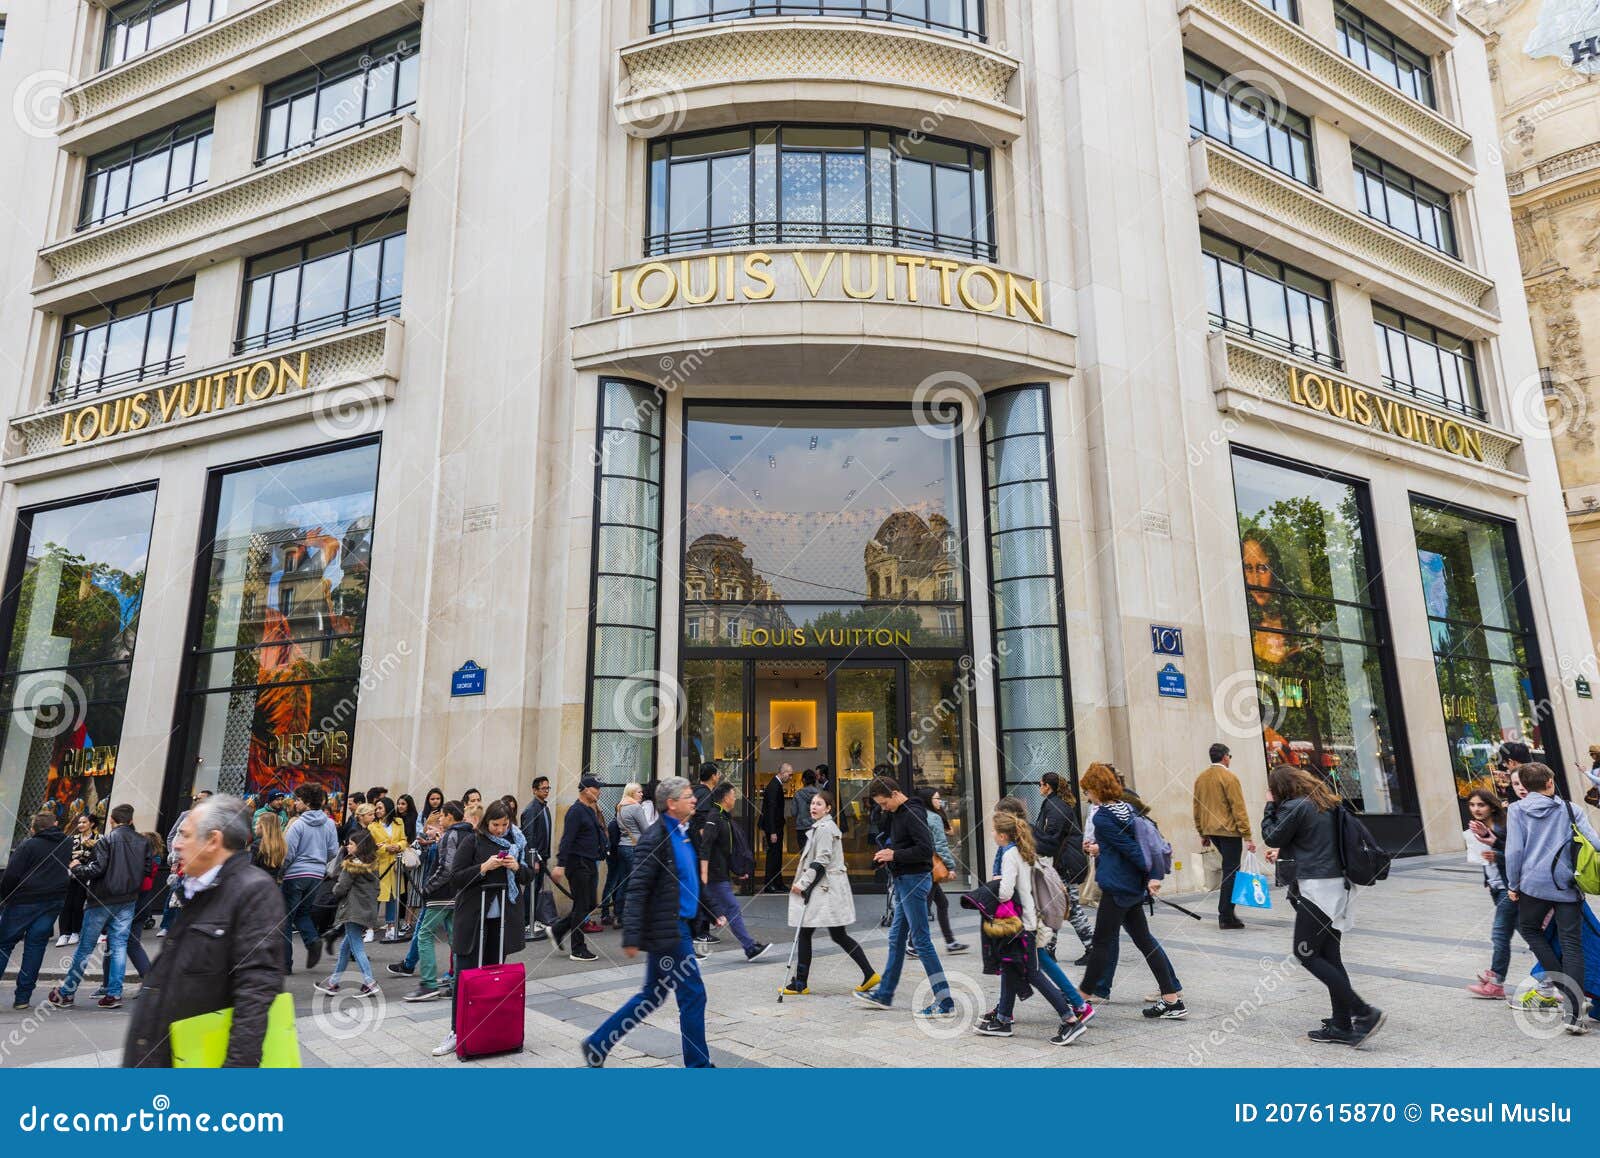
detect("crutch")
[777,919,803,1003]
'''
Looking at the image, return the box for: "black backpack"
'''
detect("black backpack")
[1334,805,1390,886]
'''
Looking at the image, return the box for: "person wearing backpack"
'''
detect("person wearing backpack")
[1261,764,1385,1047]
[698,783,771,962]
[972,811,1087,1045]
[1505,761,1600,1033]
[1033,773,1093,954]
[1076,764,1184,1020]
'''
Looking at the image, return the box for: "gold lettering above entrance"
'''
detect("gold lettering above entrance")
[58,352,310,448]
[1286,366,1486,463]
[737,627,913,648]
[609,250,1046,323]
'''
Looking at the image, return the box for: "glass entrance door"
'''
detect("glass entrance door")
[831,661,905,886]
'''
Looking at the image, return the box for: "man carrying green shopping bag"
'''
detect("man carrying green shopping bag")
[124,794,286,1068]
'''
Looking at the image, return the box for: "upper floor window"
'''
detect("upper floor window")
[56,282,192,403]
[1335,2,1435,108]
[1374,304,1481,419]
[1186,54,1315,186]
[102,0,234,70]
[1352,147,1456,256]
[1259,0,1298,20]
[238,214,406,354]
[259,26,421,163]
[80,113,212,230]
[1202,231,1339,368]
[649,1,986,41]
[647,124,993,260]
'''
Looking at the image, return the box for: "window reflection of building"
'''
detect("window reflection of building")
[865,510,957,601]
[683,533,794,645]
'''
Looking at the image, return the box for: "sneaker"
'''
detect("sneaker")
[945,941,969,954]
[1348,1007,1386,1048]
[362,929,373,943]
[1565,1019,1591,1036]
[1307,1024,1356,1045]
[1142,998,1188,1020]
[68,934,79,945]
[1051,1018,1089,1046]
[314,981,341,995]
[1074,954,1090,967]
[357,982,380,998]
[403,986,443,1003]
[1512,985,1560,1010]
[46,989,72,1008]
[569,948,599,963]
[92,987,106,997]
[1074,1002,1095,1025]
[530,928,549,942]
[581,920,604,934]
[744,943,772,962]
[386,963,416,977]
[780,985,810,996]
[306,941,323,971]
[914,1002,957,1020]
[580,1039,605,1067]
[431,1032,458,1058]
[96,995,122,1010]
[54,935,68,947]
[155,929,167,939]
[1466,980,1506,1000]
[11,1001,29,1011]
[854,972,881,994]
[853,990,892,1011]
[973,1015,1013,1037]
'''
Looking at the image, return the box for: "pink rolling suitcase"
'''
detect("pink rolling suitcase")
[454,888,525,1059]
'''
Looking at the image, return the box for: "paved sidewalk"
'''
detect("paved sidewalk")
[3,855,1592,1068]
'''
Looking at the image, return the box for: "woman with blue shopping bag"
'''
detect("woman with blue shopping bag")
[1261,765,1386,1049]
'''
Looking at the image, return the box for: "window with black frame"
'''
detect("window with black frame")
[80,113,212,230]
[173,441,378,818]
[1411,499,1556,804]
[1335,1,1435,107]
[1373,304,1482,419]
[1232,452,1406,816]
[1202,232,1340,367]
[102,0,234,70]
[237,214,406,354]
[258,26,421,163]
[647,125,993,260]
[0,488,157,863]
[649,0,986,39]
[1259,0,1299,20]
[55,283,192,404]
[1353,147,1456,256]
[1186,53,1316,186]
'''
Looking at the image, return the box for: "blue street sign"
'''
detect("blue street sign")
[451,660,486,697]
[1157,662,1187,699]
[1150,624,1184,656]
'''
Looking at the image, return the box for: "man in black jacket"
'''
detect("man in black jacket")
[854,776,953,1019]
[124,795,285,1067]
[689,763,720,943]
[699,783,769,961]
[759,766,790,893]
[550,775,608,962]
[582,777,713,1068]
[51,803,149,1010]
[520,776,556,936]
[0,811,72,1010]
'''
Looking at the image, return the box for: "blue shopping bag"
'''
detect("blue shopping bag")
[1230,851,1272,909]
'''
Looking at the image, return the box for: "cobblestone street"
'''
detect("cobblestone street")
[5,854,1594,1069]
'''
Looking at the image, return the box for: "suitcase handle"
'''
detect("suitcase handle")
[477,881,509,964]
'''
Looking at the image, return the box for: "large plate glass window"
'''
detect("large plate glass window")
[981,386,1073,818]
[1202,232,1339,368]
[647,124,993,260]
[1373,304,1482,420]
[81,113,212,229]
[238,214,406,354]
[649,1,986,40]
[258,26,421,162]
[0,488,157,862]
[1352,148,1456,256]
[1335,1,1435,107]
[1231,452,1407,815]
[55,282,193,404]
[171,442,378,821]
[1411,500,1558,804]
[102,0,234,70]
[1186,54,1316,185]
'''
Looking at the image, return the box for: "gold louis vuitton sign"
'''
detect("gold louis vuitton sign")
[58,352,310,448]
[610,250,1045,323]
[1286,365,1486,463]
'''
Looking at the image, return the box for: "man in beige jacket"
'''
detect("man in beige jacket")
[1193,743,1255,930]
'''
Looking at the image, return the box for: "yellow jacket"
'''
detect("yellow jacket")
[367,819,407,903]
[1192,763,1252,839]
